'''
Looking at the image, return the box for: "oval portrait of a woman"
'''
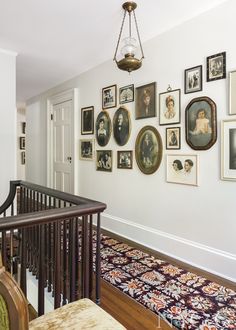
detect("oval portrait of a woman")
[113,107,131,146]
[95,111,111,147]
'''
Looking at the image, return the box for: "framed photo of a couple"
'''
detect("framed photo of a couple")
[166,154,199,186]
[96,150,112,172]
[184,65,202,94]
[159,88,180,125]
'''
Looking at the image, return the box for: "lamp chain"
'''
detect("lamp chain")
[113,10,127,62]
[133,10,144,59]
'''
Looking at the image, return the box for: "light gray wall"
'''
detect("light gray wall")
[26,0,236,281]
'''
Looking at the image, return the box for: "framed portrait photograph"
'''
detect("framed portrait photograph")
[135,82,156,119]
[22,122,26,134]
[184,65,202,94]
[166,154,199,186]
[221,120,236,181]
[207,51,226,82]
[185,96,217,150]
[96,150,112,172]
[117,151,133,169]
[229,70,236,115]
[135,125,163,175]
[81,106,94,135]
[20,137,25,150]
[102,85,117,109]
[21,151,25,165]
[166,127,181,150]
[79,139,94,160]
[113,106,131,146]
[119,84,134,104]
[95,111,112,147]
[159,89,181,125]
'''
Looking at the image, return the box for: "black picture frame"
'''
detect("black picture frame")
[113,106,131,146]
[117,151,133,169]
[119,84,134,104]
[102,85,117,109]
[184,65,202,94]
[96,150,112,172]
[81,106,94,135]
[135,82,156,119]
[20,137,25,150]
[207,51,226,82]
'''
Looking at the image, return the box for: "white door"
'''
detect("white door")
[53,99,73,193]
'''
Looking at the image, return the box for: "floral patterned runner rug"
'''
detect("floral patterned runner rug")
[98,233,236,330]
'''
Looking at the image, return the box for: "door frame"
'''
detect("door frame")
[47,88,78,193]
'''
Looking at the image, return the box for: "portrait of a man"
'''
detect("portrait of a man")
[81,106,94,135]
[113,107,130,146]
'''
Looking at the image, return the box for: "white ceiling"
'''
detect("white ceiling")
[0,0,229,103]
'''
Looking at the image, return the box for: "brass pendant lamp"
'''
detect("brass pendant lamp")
[113,2,144,73]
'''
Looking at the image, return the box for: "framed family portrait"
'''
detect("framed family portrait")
[185,96,217,150]
[229,70,236,115]
[20,137,25,150]
[81,106,94,135]
[166,127,181,150]
[166,154,199,186]
[207,51,226,82]
[96,150,112,172]
[117,151,133,169]
[119,84,134,104]
[135,125,163,175]
[102,85,117,109]
[79,139,94,160]
[95,111,112,147]
[135,82,156,119]
[184,65,202,94]
[221,120,236,181]
[159,88,180,125]
[113,107,131,146]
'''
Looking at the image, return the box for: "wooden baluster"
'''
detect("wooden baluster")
[62,217,67,305]
[20,228,27,297]
[47,197,52,293]
[69,218,76,302]
[82,215,89,298]
[89,214,93,299]
[96,213,101,305]
[38,224,45,316]
[54,221,61,309]
[75,216,80,300]
[1,231,7,268]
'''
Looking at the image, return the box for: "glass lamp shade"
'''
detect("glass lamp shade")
[120,37,138,57]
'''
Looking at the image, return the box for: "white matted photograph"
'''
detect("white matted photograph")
[159,89,181,125]
[229,70,236,115]
[221,120,236,181]
[166,154,199,186]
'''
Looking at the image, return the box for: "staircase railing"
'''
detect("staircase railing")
[0,180,106,316]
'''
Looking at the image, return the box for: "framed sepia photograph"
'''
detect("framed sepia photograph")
[22,122,26,134]
[159,89,181,125]
[184,65,202,94]
[81,106,94,135]
[95,111,112,147]
[20,136,25,150]
[113,106,131,146]
[96,150,112,172]
[166,127,181,150]
[21,151,25,165]
[229,70,236,115]
[117,151,133,169]
[119,84,134,104]
[135,125,163,175]
[135,82,156,119]
[207,51,226,82]
[166,154,199,186]
[102,85,117,109]
[79,139,94,160]
[221,120,236,181]
[185,96,217,150]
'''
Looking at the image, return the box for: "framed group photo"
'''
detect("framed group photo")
[166,154,199,186]
[159,88,180,125]
[95,111,112,147]
[96,150,112,172]
[119,84,134,104]
[166,127,181,150]
[184,65,202,94]
[185,96,217,150]
[79,139,94,160]
[117,151,133,169]
[102,85,117,109]
[135,82,156,119]
[221,120,236,181]
[81,106,94,135]
[113,107,131,146]
[207,51,226,82]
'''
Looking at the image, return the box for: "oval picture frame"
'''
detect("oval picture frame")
[135,125,163,175]
[185,96,217,150]
[113,106,131,146]
[95,111,112,147]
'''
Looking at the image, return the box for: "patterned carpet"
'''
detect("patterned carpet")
[97,233,236,330]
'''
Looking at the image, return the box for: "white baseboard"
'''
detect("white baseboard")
[101,213,236,283]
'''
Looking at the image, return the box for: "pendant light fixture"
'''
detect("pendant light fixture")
[113,2,144,73]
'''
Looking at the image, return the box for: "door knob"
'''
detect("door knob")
[67,156,72,163]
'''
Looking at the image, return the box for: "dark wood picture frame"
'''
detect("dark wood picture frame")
[20,137,25,150]
[119,84,134,104]
[79,139,94,160]
[21,151,25,165]
[102,85,117,109]
[81,106,94,135]
[113,106,131,146]
[207,51,226,82]
[96,150,112,172]
[135,125,163,175]
[184,65,202,94]
[117,151,133,169]
[135,82,156,119]
[166,127,181,150]
[95,111,112,147]
[185,96,217,150]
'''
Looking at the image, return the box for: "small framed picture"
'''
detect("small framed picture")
[135,82,156,119]
[113,107,131,146]
[79,139,94,160]
[185,96,217,150]
[20,137,25,150]
[207,51,226,82]
[221,120,236,181]
[102,85,117,109]
[159,89,181,125]
[166,127,181,150]
[166,154,199,186]
[95,111,112,147]
[22,122,26,134]
[81,106,94,135]
[21,151,25,165]
[229,70,236,115]
[184,65,202,94]
[119,84,134,104]
[96,150,112,172]
[117,151,133,169]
